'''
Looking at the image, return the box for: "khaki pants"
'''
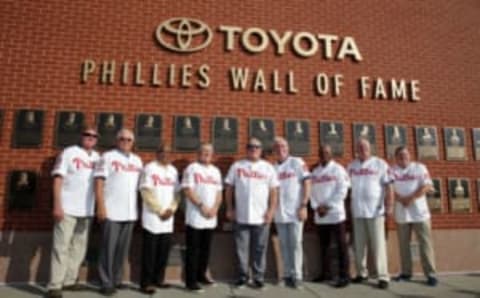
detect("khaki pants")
[396,220,436,277]
[48,215,91,290]
[353,217,390,281]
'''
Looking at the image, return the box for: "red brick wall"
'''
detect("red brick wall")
[0,0,479,230]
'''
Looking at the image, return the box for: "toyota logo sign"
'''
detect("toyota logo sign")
[155,17,213,53]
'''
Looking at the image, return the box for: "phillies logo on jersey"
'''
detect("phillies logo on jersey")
[278,171,296,180]
[72,157,95,170]
[111,161,141,172]
[312,174,337,184]
[350,168,377,176]
[151,174,175,186]
[237,168,267,179]
[194,173,219,185]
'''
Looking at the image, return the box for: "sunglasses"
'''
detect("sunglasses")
[119,137,133,142]
[247,144,261,150]
[82,132,98,138]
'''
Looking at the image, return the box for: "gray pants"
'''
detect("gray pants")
[48,215,91,290]
[276,222,304,280]
[98,220,134,288]
[397,220,436,278]
[234,223,270,282]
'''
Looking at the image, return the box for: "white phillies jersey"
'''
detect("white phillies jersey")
[182,162,223,229]
[347,156,392,218]
[274,156,310,223]
[225,159,280,225]
[94,149,143,221]
[391,162,432,223]
[140,162,179,234]
[51,145,100,217]
[310,160,350,224]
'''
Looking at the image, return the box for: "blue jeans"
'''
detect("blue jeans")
[276,221,304,280]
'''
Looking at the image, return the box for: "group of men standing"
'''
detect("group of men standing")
[45,127,438,298]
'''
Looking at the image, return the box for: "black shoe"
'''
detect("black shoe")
[63,284,83,291]
[45,289,63,298]
[252,280,266,290]
[186,283,204,293]
[351,275,367,283]
[393,274,412,282]
[333,278,350,288]
[378,280,389,289]
[115,283,128,289]
[234,278,247,288]
[312,275,327,283]
[156,282,172,289]
[198,276,216,286]
[284,277,294,288]
[426,276,438,287]
[100,287,116,296]
[140,285,156,294]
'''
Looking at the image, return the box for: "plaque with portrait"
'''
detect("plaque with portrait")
[352,123,377,155]
[427,178,443,213]
[174,115,201,152]
[12,109,44,148]
[448,178,471,213]
[249,118,275,151]
[472,128,480,161]
[135,114,162,151]
[319,121,344,157]
[212,117,238,154]
[54,111,85,148]
[96,113,123,149]
[8,170,37,210]
[444,127,466,161]
[285,120,310,156]
[384,124,407,159]
[415,126,439,160]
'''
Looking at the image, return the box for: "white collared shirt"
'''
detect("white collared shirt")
[225,159,279,225]
[274,156,310,223]
[310,160,350,224]
[51,145,100,217]
[182,162,223,229]
[140,161,179,234]
[94,149,143,221]
[392,162,432,223]
[348,156,392,218]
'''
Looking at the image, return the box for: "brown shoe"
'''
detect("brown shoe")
[63,284,83,291]
[140,285,156,294]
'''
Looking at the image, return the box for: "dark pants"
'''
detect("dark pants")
[140,229,172,288]
[185,225,214,287]
[317,222,350,280]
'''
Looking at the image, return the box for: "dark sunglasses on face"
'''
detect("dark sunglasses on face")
[119,137,133,142]
[82,132,98,138]
[247,144,261,150]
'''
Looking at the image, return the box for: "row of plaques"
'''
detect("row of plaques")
[5,110,480,159]
[6,169,478,213]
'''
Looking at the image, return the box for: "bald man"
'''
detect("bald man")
[347,138,393,289]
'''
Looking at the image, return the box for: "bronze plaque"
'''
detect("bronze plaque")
[12,109,44,148]
[55,111,85,148]
[384,124,407,159]
[352,123,377,156]
[415,126,439,160]
[135,114,162,151]
[319,121,344,157]
[249,118,275,151]
[174,115,201,152]
[444,127,466,161]
[285,120,310,156]
[8,171,37,210]
[212,117,238,154]
[472,128,480,161]
[448,178,471,213]
[427,178,443,213]
[96,113,123,149]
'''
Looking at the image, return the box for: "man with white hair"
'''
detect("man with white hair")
[182,143,223,292]
[348,138,393,289]
[94,128,143,295]
[225,138,279,290]
[391,146,437,286]
[272,137,310,289]
[46,127,100,298]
